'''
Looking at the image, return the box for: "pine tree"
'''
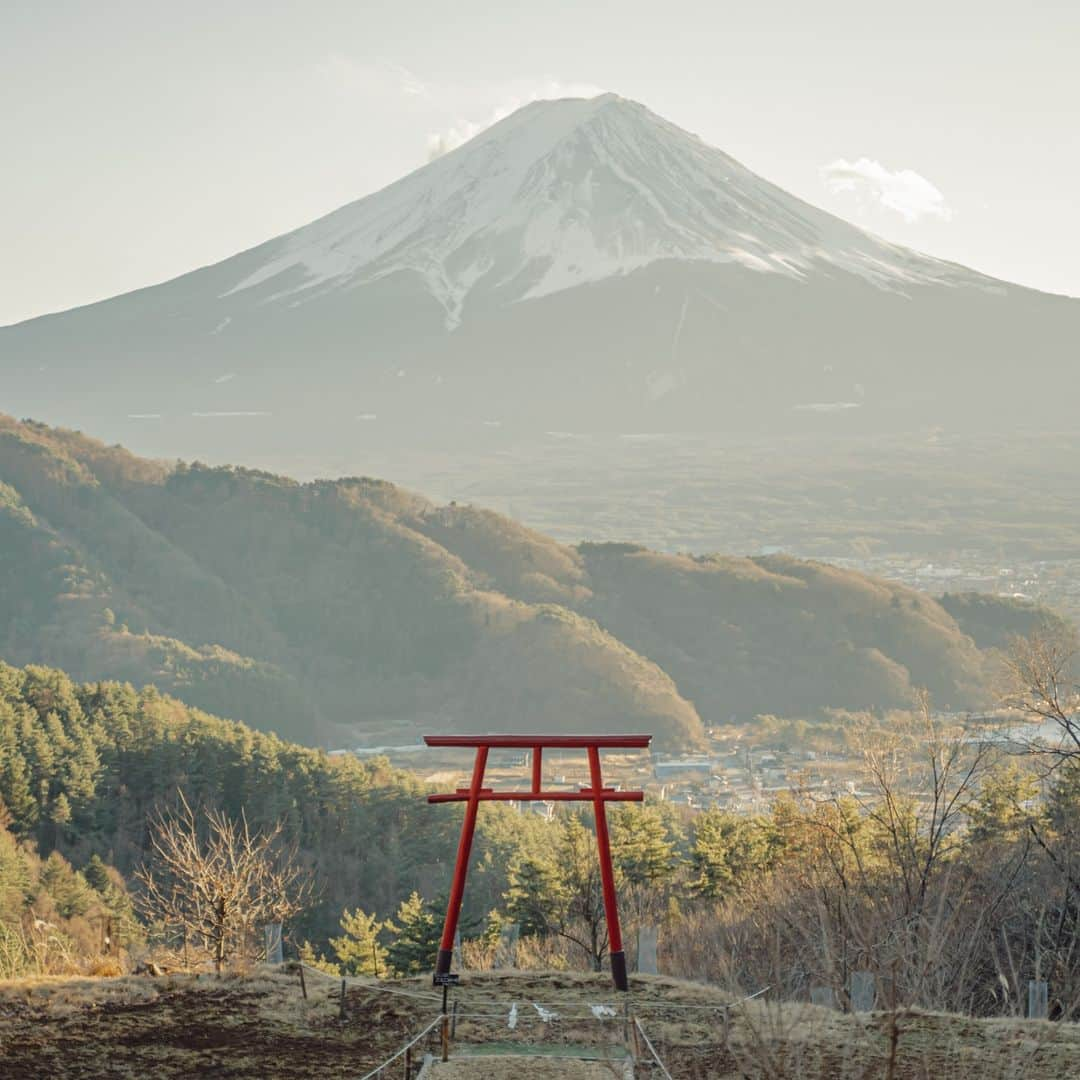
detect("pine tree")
[330,906,388,976]
[385,892,441,976]
[609,803,676,888]
[968,763,1040,845]
[40,851,96,919]
[691,808,771,899]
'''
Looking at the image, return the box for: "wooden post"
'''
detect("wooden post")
[298,961,307,1000]
[435,746,489,979]
[442,1014,450,1062]
[623,998,630,1046]
[339,978,347,1021]
[588,745,628,991]
[722,1004,730,1044]
[451,998,459,1038]
[404,1046,412,1080]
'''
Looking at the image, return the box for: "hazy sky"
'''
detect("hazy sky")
[3,0,1078,325]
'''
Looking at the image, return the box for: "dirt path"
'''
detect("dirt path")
[424,1058,627,1078]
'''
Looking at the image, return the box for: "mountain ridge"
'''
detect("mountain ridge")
[2,93,1078,467]
[1,93,1010,337]
[215,93,996,328]
[0,413,1046,751]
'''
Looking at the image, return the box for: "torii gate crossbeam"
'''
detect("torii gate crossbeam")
[424,733,652,992]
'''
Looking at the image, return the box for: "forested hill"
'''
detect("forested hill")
[0,415,1041,749]
[0,659,529,944]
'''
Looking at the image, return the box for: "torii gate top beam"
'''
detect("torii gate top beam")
[423,734,652,749]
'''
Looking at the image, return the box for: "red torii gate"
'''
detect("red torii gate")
[425,733,652,992]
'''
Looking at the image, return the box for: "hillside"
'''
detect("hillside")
[0,415,1037,749]
[3,95,1078,469]
[2,969,1078,1080]
[0,657,545,946]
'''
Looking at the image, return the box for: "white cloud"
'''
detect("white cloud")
[426,79,607,160]
[309,58,605,164]
[820,157,952,223]
[313,56,429,100]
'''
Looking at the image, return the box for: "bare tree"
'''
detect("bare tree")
[770,697,1003,1010]
[1002,626,1080,768]
[1001,629,1080,1016]
[136,792,312,973]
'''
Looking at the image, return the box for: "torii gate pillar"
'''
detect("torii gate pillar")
[424,733,652,992]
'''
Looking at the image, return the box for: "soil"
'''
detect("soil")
[1,967,1079,1079]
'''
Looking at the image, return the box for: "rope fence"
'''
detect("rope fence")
[296,960,771,1077]
[300,962,442,1002]
[356,1015,444,1080]
[633,1017,674,1079]
[300,961,766,1013]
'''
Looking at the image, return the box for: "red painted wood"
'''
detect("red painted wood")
[428,789,644,804]
[588,745,624,957]
[426,733,651,990]
[531,746,542,794]
[424,734,652,749]
[438,745,489,954]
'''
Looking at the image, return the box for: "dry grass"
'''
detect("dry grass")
[1,967,1079,1078]
[426,1060,625,1078]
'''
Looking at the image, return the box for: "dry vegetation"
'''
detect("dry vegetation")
[2,968,1080,1079]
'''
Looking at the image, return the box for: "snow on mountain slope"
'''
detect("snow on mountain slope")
[223,94,991,328]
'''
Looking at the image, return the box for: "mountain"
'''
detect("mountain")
[2,95,1077,468]
[0,415,1041,749]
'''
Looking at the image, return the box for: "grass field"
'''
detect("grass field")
[1,967,1078,1078]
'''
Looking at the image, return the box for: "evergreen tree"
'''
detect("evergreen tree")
[0,824,33,921]
[40,851,96,919]
[385,892,441,976]
[330,906,388,976]
[968,762,1040,845]
[609,803,677,887]
[691,809,772,899]
[83,853,140,946]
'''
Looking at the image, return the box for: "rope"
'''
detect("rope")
[356,1015,443,1080]
[633,1018,674,1080]
[300,963,442,1003]
[300,962,769,1011]
[450,1010,622,1020]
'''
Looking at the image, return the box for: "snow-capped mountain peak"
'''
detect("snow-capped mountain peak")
[224,93,983,328]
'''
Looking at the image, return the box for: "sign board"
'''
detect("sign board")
[433,972,460,987]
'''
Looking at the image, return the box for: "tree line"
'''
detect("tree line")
[2,627,1080,1019]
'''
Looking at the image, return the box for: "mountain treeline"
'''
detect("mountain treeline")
[5,654,1080,1020]
[0,659,554,953]
[0,415,1047,750]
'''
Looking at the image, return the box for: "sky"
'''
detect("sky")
[2,0,1078,326]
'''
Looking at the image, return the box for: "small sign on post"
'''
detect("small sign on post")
[264,923,283,965]
[433,972,460,988]
[1028,979,1048,1020]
